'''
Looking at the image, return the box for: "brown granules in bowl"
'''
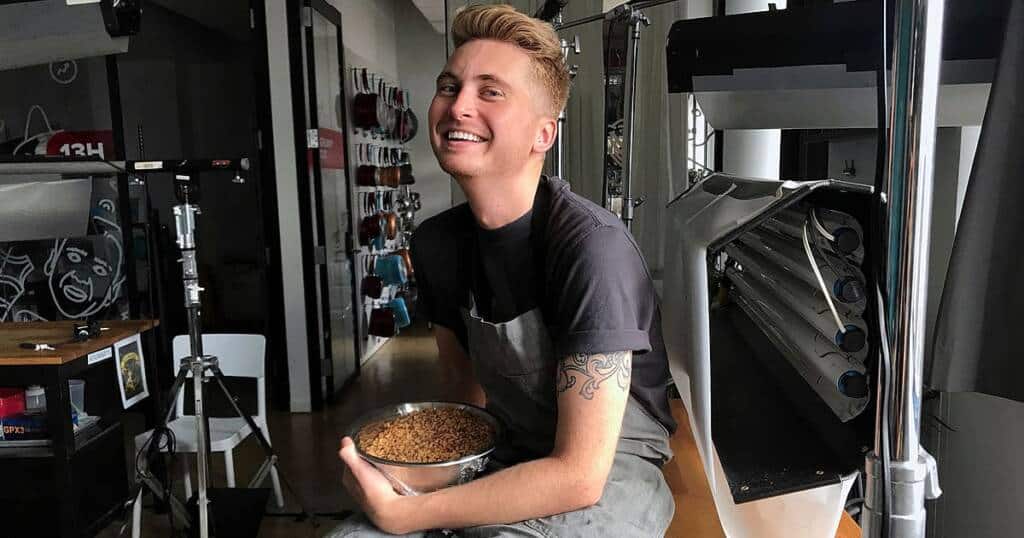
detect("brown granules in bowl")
[357,407,494,463]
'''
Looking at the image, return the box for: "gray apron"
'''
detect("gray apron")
[329,295,675,538]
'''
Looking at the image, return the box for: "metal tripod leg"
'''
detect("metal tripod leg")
[208,365,318,525]
[130,362,195,533]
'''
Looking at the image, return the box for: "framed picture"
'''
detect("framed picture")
[114,334,149,408]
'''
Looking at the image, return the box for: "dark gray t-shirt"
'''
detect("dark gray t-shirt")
[410,177,676,432]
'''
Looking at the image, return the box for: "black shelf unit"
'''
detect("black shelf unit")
[666,0,1008,93]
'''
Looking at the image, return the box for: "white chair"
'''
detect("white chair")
[132,334,283,536]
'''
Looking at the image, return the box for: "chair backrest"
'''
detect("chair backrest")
[170,334,267,423]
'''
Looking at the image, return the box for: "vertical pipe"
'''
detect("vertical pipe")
[554,110,565,179]
[864,0,945,536]
[621,11,647,230]
[885,0,944,465]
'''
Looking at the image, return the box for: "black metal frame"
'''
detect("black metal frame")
[287,0,361,409]
[666,0,1006,94]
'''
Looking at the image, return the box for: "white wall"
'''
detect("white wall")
[395,0,451,222]
[265,0,450,410]
[827,133,877,185]
[718,0,786,179]
[721,129,781,179]
[265,0,312,412]
[335,0,400,79]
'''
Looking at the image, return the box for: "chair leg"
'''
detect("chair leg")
[181,454,193,500]
[131,489,143,538]
[224,450,236,488]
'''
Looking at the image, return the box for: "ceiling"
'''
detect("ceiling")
[410,0,446,34]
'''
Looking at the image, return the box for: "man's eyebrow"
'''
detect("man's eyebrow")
[67,248,88,256]
[435,72,509,86]
[477,73,508,85]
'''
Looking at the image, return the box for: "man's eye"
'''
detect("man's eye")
[438,84,457,95]
[93,264,109,277]
[67,252,83,263]
[482,88,503,98]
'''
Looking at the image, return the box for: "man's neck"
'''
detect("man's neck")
[459,163,544,231]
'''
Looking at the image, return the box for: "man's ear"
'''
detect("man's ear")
[532,116,558,154]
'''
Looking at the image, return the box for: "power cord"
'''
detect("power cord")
[119,425,177,538]
[875,285,893,538]
[802,219,847,336]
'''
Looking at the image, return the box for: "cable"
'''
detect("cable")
[121,426,178,538]
[870,3,892,535]
[803,220,847,335]
[875,285,893,538]
[811,209,836,242]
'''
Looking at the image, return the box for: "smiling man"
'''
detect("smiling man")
[330,5,676,537]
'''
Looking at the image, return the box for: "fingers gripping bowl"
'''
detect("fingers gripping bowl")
[349,402,502,495]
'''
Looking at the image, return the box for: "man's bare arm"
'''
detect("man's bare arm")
[393,350,632,532]
[434,325,486,407]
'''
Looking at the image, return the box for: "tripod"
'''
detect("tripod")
[130,172,315,538]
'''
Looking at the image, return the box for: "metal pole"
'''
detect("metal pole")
[555,34,581,181]
[620,7,649,231]
[863,0,945,536]
[174,193,213,538]
[555,111,565,179]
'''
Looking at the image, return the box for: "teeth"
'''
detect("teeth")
[447,130,484,142]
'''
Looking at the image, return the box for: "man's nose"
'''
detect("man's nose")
[448,87,475,119]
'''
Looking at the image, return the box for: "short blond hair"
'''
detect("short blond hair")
[451,4,570,117]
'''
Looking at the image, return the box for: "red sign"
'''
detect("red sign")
[307,128,346,170]
[46,130,116,160]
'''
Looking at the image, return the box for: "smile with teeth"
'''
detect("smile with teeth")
[446,130,486,142]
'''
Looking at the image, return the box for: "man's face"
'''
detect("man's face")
[428,39,553,181]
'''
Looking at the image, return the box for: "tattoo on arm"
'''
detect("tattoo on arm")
[556,351,632,400]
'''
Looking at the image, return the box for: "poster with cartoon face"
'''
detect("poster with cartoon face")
[0,177,128,322]
[114,334,148,408]
[44,234,123,319]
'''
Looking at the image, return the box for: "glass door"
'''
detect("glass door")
[298,0,360,399]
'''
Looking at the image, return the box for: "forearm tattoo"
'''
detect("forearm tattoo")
[556,351,632,400]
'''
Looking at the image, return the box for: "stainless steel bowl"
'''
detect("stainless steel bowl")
[348,401,502,495]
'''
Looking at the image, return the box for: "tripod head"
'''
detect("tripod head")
[174,173,201,205]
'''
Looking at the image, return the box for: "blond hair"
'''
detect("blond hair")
[451,4,570,117]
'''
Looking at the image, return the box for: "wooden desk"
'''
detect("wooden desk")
[664,399,861,538]
[0,320,157,365]
[0,320,158,538]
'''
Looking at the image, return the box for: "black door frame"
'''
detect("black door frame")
[287,0,361,409]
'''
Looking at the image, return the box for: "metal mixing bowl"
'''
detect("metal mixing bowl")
[348,401,502,495]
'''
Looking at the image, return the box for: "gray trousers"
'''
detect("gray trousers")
[324,452,674,538]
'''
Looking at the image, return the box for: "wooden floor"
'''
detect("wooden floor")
[99,323,474,537]
[100,322,860,537]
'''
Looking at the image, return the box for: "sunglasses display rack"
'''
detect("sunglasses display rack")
[348,67,421,359]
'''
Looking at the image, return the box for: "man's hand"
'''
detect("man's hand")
[335,350,633,533]
[338,437,414,535]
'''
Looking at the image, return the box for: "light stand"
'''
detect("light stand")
[863,0,945,536]
[555,33,581,181]
[612,4,650,231]
[172,175,215,536]
[128,159,315,538]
